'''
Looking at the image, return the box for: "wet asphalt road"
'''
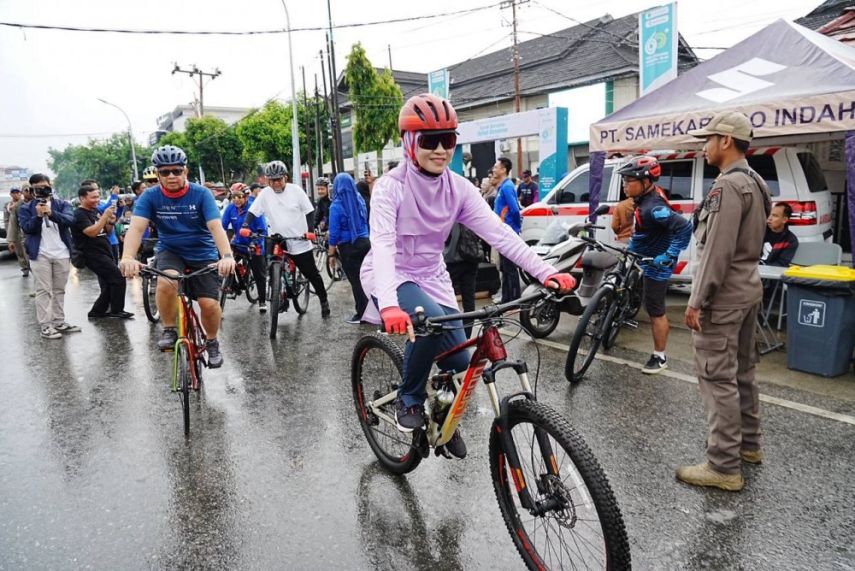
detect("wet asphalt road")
[1,255,854,570]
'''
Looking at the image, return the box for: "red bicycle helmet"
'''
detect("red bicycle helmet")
[399,93,458,133]
[617,156,661,181]
[230,182,248,194]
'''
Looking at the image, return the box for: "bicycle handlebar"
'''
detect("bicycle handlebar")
[140,264,218,280]
[580,235,653,262]
[414,288,565,331]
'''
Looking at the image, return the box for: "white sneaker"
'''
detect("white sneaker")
[41,326,62,339]
[54,322,81,333]
[258,302,268,314]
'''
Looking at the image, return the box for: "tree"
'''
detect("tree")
[183,116,247,183]
[47,133,149,198]
[344,43,403,155]
[236,101,293,170]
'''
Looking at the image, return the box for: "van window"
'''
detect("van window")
[657,161,692,200]
[701,155,780,198]
[549,166,613,204]
[797,152,828,193]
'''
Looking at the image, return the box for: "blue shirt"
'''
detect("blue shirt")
[494,178,521,234]
[221,201,267,253]
[328,201,369,246]
[134,184,221,261]
[629,187,692,281]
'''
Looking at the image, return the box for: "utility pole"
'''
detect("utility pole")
[301,66,314,198]
[500,0,527,174]
[388,44,393,70]
[314,74,324,177]
[326,1,345,173]
[320,46,337,176]
[172,64,221,117]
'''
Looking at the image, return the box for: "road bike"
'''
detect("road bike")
[138,237,160,323]
[249,233,313,339]
[141,264,216,435]
[565,236,648,384]
[219,242,260,311]
[352,289,631,570]
[313,231,344,282]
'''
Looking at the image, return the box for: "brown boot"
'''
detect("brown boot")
[675,462,744,491]
[740,449,764,464]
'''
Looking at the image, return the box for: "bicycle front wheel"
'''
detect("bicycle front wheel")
[490,399,630,571]
[352,333,422,475]
[268,262,282,339]
[142,273,159,323]
[292,270,310,314]
[244,267,258,303]
[565,286,613,383]
[176,343,192,435]
[327,256,344,281]
[219,274,233,312]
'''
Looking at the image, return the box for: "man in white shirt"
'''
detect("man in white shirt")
[17,174,82,339]
[242,161,330,317]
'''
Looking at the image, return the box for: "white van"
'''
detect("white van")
[521,147,833,282]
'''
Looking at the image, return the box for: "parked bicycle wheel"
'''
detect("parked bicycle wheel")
[520,298,560,339]
[326,256,344,281]
[142,273,159,323]
[490,399,631,570]
[352,333,422,475]
[565,286,613,383]
[175,343,192,435]
[292,269,310,314]
[268,262,282,339]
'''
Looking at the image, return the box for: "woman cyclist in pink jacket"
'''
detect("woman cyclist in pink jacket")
[360,94,575,456]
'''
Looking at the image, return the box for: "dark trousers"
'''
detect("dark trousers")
[499,255,521,303]
[291,250,327,303]
[249,254,267,303]
[393,282,470,408]
[110,244,119,264]
[338,237,370,318]
[447,260,479,337]
[86,252,126,314]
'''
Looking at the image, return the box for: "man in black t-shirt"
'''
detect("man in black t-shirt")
[516,169,538,208]
[762,202,799,267]
[72,185,132,319]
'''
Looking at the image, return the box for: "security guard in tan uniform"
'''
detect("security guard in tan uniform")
[677,111,771,492]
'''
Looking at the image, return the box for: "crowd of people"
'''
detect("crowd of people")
[3,95,797,492]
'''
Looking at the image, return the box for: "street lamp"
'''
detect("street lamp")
[281,1,301,187]
[97,98,139,181]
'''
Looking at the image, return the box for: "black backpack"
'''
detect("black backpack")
[457,224,484,262]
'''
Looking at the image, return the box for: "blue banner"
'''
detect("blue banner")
[639,3,678,96]
[428,69,449,100]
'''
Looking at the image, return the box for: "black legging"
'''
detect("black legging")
[338,237,370,317]
[249,254,267,304]
[85,252,127,314]
[291,250,327,303]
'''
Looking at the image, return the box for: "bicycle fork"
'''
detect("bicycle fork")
[487,360,564,516]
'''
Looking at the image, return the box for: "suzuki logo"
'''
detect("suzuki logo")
[696,58,786,103]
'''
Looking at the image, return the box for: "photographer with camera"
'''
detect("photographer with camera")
[17,174,82,339]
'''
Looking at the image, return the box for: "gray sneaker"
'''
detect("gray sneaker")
[54,322,81,333]
[40,326,62,340]
[157,328,178,351]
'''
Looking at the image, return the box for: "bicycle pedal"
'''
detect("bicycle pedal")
[434,445,452,459]
[624,320,638,329]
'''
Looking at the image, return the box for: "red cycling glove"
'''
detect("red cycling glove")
[380,307,412,335]
[545,273,576,293]
[305,231,316,241]
[239,227,251,238]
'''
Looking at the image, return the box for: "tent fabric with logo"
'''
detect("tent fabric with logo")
[586,19,855,263]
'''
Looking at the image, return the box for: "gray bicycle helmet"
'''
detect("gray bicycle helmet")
[264,160,288,179]
[151,145,188,167]
[142,165,158,180]
[314,176,330,187]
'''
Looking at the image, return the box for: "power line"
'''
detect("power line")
[0,3,503,36]
[0,131,117,138]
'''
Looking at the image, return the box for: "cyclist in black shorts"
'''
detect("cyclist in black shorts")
[619,156,692,374]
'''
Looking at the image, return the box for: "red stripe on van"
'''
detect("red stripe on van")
[674,260,688,275]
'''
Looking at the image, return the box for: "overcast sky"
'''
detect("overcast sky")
[0,0,818,174]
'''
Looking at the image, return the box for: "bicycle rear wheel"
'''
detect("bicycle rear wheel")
[565,286,613,383]
[352,333,422,475]
[175,343,192,435]
[292,270,310,314]
[244,267,258,303]
[490,399,630,570]
[142,274,159,323]
[268,262,282,339]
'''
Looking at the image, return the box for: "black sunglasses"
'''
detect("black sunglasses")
[158,168,184,177]
[418,131,457,151]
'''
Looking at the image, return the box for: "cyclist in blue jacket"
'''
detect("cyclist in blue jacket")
[222,183,268,312]
[620,156,692,374]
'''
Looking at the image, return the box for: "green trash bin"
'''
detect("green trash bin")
[782,265,855,377]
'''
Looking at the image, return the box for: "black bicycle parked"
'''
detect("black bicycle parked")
[565,234,648,383]
[219,242,260,311]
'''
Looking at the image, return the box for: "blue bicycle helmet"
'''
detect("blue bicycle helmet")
[151,145,188,167]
